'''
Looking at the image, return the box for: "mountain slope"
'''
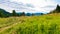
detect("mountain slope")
[0,8,11,17]
[0,8,10,14]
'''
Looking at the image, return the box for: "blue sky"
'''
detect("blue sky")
[0,0,60,13]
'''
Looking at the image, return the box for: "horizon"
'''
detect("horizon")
[0,0,60,13]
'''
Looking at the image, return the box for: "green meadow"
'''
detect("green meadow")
[0,13,60,34]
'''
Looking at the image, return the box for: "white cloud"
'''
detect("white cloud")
[0,4,13,13]
[0,0,59,13]
[10,0,56,6]
[9,0,57,13]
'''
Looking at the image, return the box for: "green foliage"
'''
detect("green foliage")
[32,13,35,16]
[21,12,25,16]
[56,4,60,11]
[0,8,44,17]
[0,8,10,17]
[50,4,60,13]
[12,10,17,16]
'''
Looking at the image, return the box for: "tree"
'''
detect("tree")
[49,4,60,13]
[0,8,10,17]
[0,12,3,17]
[40,13,43,15]
[32,13,34,16]
[12,10,17,16]
[56,4,60,12]
[21,12,25,16]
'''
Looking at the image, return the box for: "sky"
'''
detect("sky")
[0,0,60,13]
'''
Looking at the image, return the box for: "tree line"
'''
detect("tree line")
[0,9,27,17]
[0,9,43,18]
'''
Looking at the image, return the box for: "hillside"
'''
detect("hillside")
[0,13,60,34]
[0,8,11,17]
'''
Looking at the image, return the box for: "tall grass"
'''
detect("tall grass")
[0,14,60,34]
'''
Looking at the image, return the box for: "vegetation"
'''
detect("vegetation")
[21,12,25,16]
[0,4,60,34]
[50,4,60,13]
[12,10,17,16]
[0,8,44,17]
[0,8,10,17]
[0,13,60,34]
[0,9,26,17]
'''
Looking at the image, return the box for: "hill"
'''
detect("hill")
[0,13,60,34]
[0,8,11,17]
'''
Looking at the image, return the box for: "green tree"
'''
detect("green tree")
[0,12,3,17]
[41,13,43,15]
[50,4,60,13]
[32,13,34,16]
[56,4,60,12]
[0,9,5,17]
[21,12,25,16]
[12,10,17,16]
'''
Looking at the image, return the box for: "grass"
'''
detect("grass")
[0,13,60,34]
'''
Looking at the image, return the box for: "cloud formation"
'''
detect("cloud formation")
[0,0,60,13]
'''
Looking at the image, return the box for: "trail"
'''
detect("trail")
[0,22,21,32]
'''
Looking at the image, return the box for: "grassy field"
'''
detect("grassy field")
[0,13,60,34]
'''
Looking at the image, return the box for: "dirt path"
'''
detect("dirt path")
[0,22,21,32]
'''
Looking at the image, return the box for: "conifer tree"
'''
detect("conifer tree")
[12,10,17,16]
[56,4,60,12]
[21,12,25,16]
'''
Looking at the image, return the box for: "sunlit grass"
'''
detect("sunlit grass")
[0,14,60,34]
